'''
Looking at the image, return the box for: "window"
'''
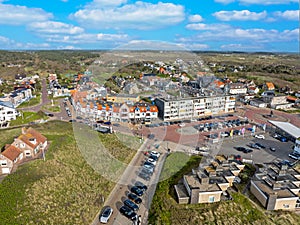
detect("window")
[208,196,215,203]
[283,204,289,208]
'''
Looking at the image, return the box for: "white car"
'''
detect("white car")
[255,134,265,139]
[147,158,157,165]
[178,123,185,127]
[99,206,113,224]
[150,150,161,158]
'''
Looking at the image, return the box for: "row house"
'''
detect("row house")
[155,95,235,121]
[228,83,247,95]
[74,99,158,123]
[175,155,245,204]
[0,101,19,127]
[250,161,300,211]
[0,127,47,174]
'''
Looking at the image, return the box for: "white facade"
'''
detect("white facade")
[294,139,300,154]
[155,95,236,121]
[0,101,19,126]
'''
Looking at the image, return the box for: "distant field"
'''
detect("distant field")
[149,153,300,225]
[0,121,138,224]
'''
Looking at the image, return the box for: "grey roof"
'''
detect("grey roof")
[268,120,300,139]
[0,101,15,109]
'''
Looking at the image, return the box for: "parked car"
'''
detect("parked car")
[124,199,139,211]
[99,206,113,224]
[269,147,276,152]
[255,143,266,149]
[235,146,246,152]
[255,134,265,139]
[243,148,253,153]
[119,205,138,221]
[135,181,148,191]
[178,123,185,127]
[288,152,300,160]
[130,186,144,196]
[249,143,261,149]
[150,151,160,158]
[220,131,229,137]
[147,157,157,165]
[128,193,142,204]
[147,134,155,139]
[138,171,151,181]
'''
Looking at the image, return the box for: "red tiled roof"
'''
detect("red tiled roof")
[18,127,47,149]
[150,106,158,112]
[266,82,275,90]
[2,145,22,161]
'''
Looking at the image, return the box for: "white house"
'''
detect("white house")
[0,101,19,127]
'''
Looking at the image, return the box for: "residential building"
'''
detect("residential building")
[106,94,140,103]
[12,127,47,158]
[250,99,268,108]
[175,155,245,204]
[264,82,275,91]
[155,95,235,121]
[250,162,300,210]
[0,101,19,127]
[0,145,23,174]
[228,83,247,95]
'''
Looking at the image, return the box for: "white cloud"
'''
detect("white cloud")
[215,0,298,5]
[71,1,185,30]
[220,43,263,50]
[213,10,267,21]
[273,10,300,20]
[0,3,52,25]
[28,21,84,35]
[188,14,203,23]
[45,33,129,44]
[0,35,51,49]
[186,23,231,31]
[181,23,299,44]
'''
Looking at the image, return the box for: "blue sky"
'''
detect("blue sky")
[0,0,299,52]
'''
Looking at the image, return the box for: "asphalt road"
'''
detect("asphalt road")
[91,139,167,225]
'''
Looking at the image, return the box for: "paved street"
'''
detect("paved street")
[91,139,168,225]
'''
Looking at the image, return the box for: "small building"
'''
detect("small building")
[0,101,19,127]
[264,82,275,91]
[0,145,23,174]
[250,99,267,108]
[250,162,300,211]
[228,83,247,95]
[175,155,244,204]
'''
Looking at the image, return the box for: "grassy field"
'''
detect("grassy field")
[41,100,61,113]
[149,153,300,225]
[9,111,47,126]
[17,94,41,108]
[0,120,138,224]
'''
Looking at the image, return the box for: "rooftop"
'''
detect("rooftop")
[268,120,300,139]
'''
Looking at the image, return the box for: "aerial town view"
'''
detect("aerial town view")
[0,1,299,225]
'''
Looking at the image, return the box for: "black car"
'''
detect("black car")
[255,143,266,149]
[243,148,253,153]
[119,205,137,221]
[128,193,142,204]
[149,155,158,161]
[144,161,155,169]
[141,167,153,175]
[130,186,144,196]
[124,199,139,211]
[135,181,148,191]
[147,134,155,139]
[235,146,246,152]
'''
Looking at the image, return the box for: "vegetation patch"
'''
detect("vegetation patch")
[0,121,139,224]
[9,111,47,126]
[17,94,41,108]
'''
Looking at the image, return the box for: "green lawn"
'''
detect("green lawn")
[148,153,300,225]
[17,94,41,108]
[9,111,47,126]
[0,121,138,224]
[41,100,61,112]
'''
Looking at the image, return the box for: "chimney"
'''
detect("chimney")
[21,127,27,134]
